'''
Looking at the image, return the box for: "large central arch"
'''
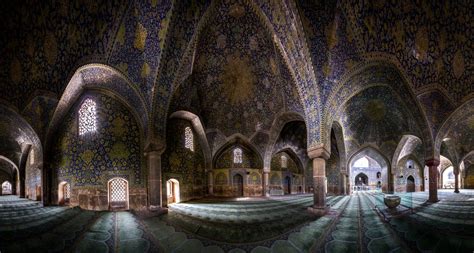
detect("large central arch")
[348,146,391,193]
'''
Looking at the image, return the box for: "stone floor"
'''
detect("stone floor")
[1,191,474,252]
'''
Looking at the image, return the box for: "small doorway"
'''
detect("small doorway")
[108,178,129,210]
[36,185,42,201]
[406,176,415,192]
[2,181,12,195]
[166,179,180,204]
[284,176,291,194]
[58,182,70,205]
[233,174,244,197]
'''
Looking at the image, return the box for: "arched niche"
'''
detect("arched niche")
[0,156,19,195]
[50,90,145,211]
[212,138,263,197]
[437,155,453,189]
[348,146,390,193]
[270,149,304,195]
[396,155,423,192]
[161,117,207,206]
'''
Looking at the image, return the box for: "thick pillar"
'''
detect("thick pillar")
[145,142,166,212]
[19,170,25,198]
[342,172,347,195]
[426,159,440,203]
[454,167,460,193]
[263,171,269,196]
[307,146,330,216]
[208,171,214,195]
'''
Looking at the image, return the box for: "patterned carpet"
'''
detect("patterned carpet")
[1,191,474,252]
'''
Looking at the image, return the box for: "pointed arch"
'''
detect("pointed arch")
[169,110,212,171]
[46,64,149,151]
[392,135,423,171]
[348,145,391,192]
[212,135,263,170]
[264,111,305,172]
[272,148,305,174]
[435,98,474,160]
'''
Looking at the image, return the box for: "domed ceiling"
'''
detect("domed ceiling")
[341,86,422,156]
[169,1,303,138]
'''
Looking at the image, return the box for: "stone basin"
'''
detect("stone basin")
[384,195,401,209]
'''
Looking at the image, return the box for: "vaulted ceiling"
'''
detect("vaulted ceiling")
[169,1,303,137]
[0,0,472,162]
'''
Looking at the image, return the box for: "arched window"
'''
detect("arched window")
[233,148,242,164]
[184,127,194,151]
[354,157,369,168]
[79,98,97,136]
[281,155,288,168]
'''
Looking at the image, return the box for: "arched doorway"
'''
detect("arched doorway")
[36,185,42,201]
[2,181,12,195]
[284,176,291,194]
[233,174,244,197]
[58,182,71,205]
[406,176,415,192]
[108,178,129,210]
[354,173,368,191]
[166,179,180,204]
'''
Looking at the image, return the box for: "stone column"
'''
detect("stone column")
[208,171,214,195]
[454,167,460,193]
[307,146,330,216]
[145,142,166,212]
[19,170,25,198]
[263,171,269,196]
[342,172,347,195]
[426,159,440,203]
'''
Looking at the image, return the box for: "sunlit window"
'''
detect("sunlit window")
[29,149,35,165]
[184,127,194,151]
[79,98,97,136]
[354,157,369,168]
[233,148,242,164]
[2,181,12,194]
[281,155,288,168]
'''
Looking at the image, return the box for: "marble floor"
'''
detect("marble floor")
[1,191,474,252]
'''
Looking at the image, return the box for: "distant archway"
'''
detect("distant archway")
[354,173,368,191]
[108,178,129,210]
[442,166,455,189]
[2,181,12,195]
[348,147,390,193]
[406,176,415,192]
[166,179,180,204]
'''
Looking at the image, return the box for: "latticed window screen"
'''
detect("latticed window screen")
[233,148,242,164]
[184,127,194,151]
[110,178,127,203]
[64,183,70,199]
[79,98,97,136]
